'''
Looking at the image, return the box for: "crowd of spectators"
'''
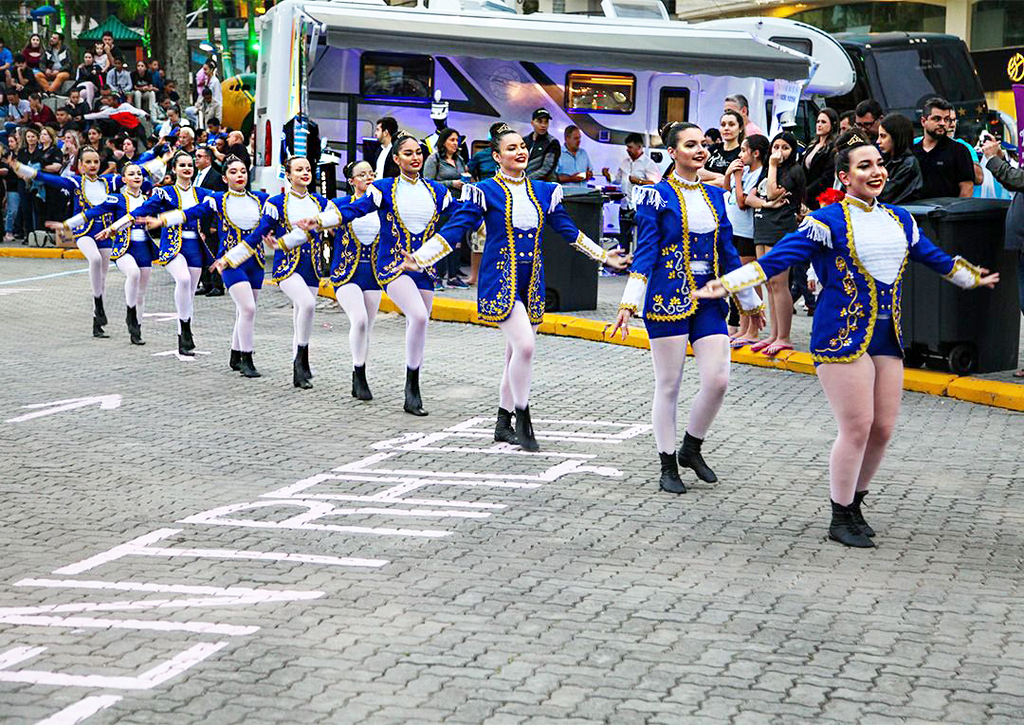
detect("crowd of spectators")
[0,28,251,249]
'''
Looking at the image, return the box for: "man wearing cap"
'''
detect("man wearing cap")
[525,108,560,181]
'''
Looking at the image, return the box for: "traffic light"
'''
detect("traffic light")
[250,38,260,53]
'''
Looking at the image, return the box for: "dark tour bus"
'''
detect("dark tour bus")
[828,32,988,141]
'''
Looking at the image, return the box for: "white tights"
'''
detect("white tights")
[817,355,903,505]
[114,255,151,315]
[385,275,433,370]
[279,274,318,354]
[497,301,539,410]
[336,283,381,367]
[649,334,731,454]
[164,254,201,332]
[76,236,111,300]
[228,283,259,353]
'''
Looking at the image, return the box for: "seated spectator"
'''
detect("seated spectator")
[106,59,133,101]
[36,32,71,94]
[131,60,158,116]
[556,124,594,195]
[54,106,80,135]
[73,52,102,108]
[85,125,106,154]
[877,113,923,205]
[194,87,221,128]
[21,34,44,71]
[0,38,13,78]
[116,134,140,171]
[156,105,182,139]
[66,88,91,123]
[912,97,974,198]
[839,110,855,134]
[26,94,55,127]
[7,54,40,96]
[4,89,30,126]
[93,38,115,74]
[164,79,180,105]
[205,117,224,142]
[176,125,196,154]
[148,59,165,96]
[854,99,883,141]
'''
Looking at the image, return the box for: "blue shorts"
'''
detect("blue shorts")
[513,261,532,306]
[644,273,728,341]
[341,246,381,292]
[292,248,321,287]
[223,256,265,290]
[645,298,728,341]
[386,270,433,292]
[126,239,153,268]
[179,236,205,268]
[866,317,903,359]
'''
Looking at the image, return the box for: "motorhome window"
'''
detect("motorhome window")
[360,52,433,101]
[871,45,984,106]
[566,73,635,114]
[657,87,690,139]
[769,36,812,56]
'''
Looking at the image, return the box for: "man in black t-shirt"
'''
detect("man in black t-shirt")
[912,97,974,199]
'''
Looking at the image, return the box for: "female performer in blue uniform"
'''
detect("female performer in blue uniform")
[97,151,214,356]
[401,124,628,450]
[326,160,382,401]
[154,155,269,379]
[50,162,156,345]
[696,131,998,548]
[225,155,332,389]
[4,147,161,338]
[298,134,457,416]
[609,123,764,493]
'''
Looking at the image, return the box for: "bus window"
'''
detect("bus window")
[565,72,636,114]
[658,87,690,138]
[360,52,434,101]
[871,44,984,107]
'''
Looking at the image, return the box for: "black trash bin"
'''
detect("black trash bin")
[901,197,1019,375]
[541,191,604,312]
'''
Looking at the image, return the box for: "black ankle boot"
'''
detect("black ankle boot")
[828,500,875,548]
[494,407,517,444]
[302,345,314,379]
[238,351,261,378]
[179,319,196,353]
[678,432,717,483]
[514,406,539,452]
[229,349,242,371]
[404,367,428,416]
[851,491,875,537]
[293,345,312,389]
[94,296,108,326]
[352,365,373,400]
[93,314,109,338]
[125,306,144,345]
[177,333,193,356]
[659,452,687,494]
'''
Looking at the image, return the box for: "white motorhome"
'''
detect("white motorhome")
[251,0,821,193]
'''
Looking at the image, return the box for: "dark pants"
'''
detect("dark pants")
[789,260,815,312]
[618,207,636,254]
[198,231,223,291]
[443,238,463,280]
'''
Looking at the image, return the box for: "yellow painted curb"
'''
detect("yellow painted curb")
[903,369,957,396]
[946,377,1024,412]
[316,287,1022,413]
[0,247,84,259]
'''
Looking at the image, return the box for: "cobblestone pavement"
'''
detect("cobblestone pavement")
[1,258,1023,725]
